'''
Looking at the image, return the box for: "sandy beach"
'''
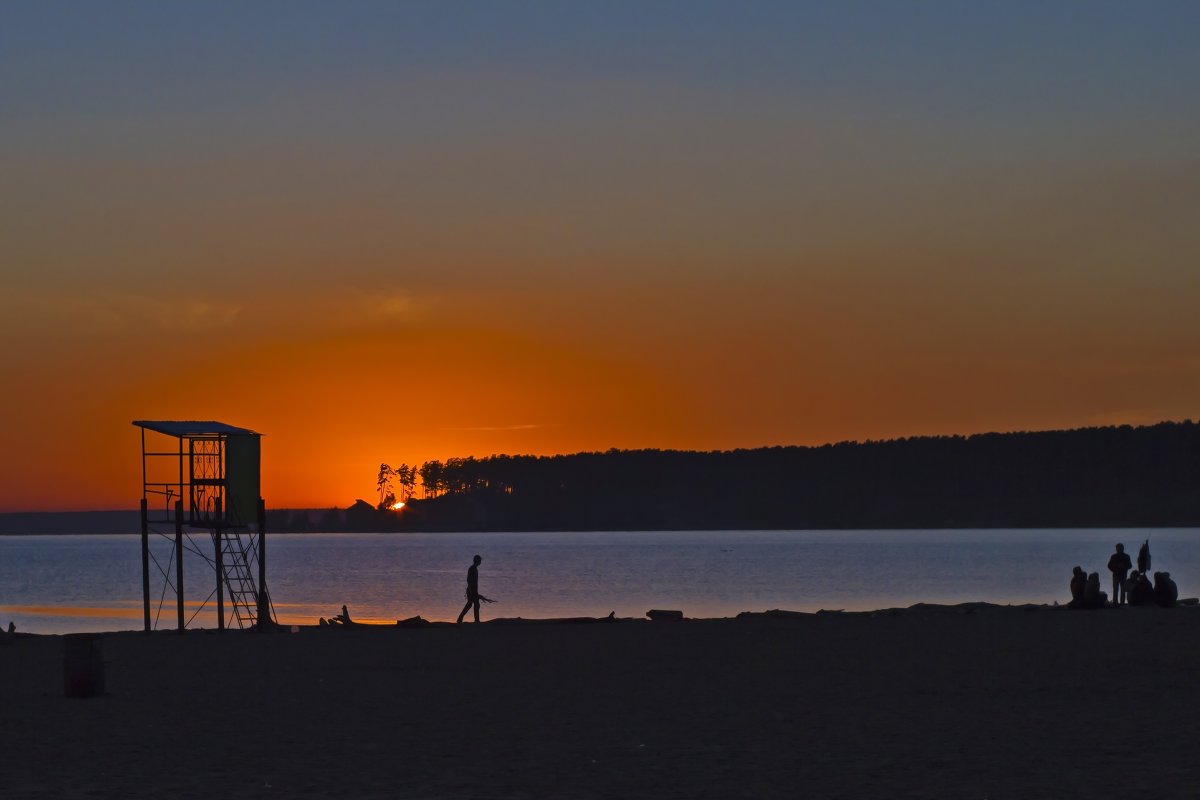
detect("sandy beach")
[3,604,1200,799]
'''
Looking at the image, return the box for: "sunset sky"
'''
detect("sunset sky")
[3,2,1199,511]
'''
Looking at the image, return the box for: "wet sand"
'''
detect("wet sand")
[3,604,1199,799]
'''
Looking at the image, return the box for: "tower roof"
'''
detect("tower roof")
[132,420,261,437]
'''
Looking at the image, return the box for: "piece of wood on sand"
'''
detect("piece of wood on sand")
[646,609,684,621]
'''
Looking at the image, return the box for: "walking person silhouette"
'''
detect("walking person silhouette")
[456,554,493,623]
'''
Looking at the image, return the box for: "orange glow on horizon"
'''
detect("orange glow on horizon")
[2,201,1197,514]
[2,605,146,619]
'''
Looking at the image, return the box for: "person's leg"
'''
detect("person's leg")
[457,600,472,623]
[1112,575,1121,605]
[472,598,480,623]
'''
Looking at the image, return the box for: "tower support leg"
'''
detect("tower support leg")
[257,497,269,630]
[215,526,225,631]
[140,499,150,633]
[175,500,185,632]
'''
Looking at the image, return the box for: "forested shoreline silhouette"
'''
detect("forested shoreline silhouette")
[269,420,1200,532]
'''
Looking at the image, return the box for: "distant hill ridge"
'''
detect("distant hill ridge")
[0,510,142,535]
[7,420,1199,533]
[329,419,1200,531]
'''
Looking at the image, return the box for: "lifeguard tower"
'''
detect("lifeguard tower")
[133,420,274,631]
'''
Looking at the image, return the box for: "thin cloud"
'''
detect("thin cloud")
[4,291,242,332]
[369,292,417,320]
[441,423,551,432]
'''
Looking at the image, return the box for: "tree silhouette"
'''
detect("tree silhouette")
[371,420,1200,531]
[376,463,396,510]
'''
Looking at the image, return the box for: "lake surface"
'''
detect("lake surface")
[1,529,1195,634]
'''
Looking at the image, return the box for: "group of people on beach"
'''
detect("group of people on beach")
[1068,539,1178,609]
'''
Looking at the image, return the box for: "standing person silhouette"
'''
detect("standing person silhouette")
[1108,543,1132,606]
[457,554,484,624]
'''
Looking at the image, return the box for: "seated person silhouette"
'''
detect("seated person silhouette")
[1082,572,1108,609]
[1126,571,1155,606]
[1153,572,1178,608]
[1067,566,1087,609]
[321,605,355,626]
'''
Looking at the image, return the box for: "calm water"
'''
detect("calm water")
[1,529,1195,634]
